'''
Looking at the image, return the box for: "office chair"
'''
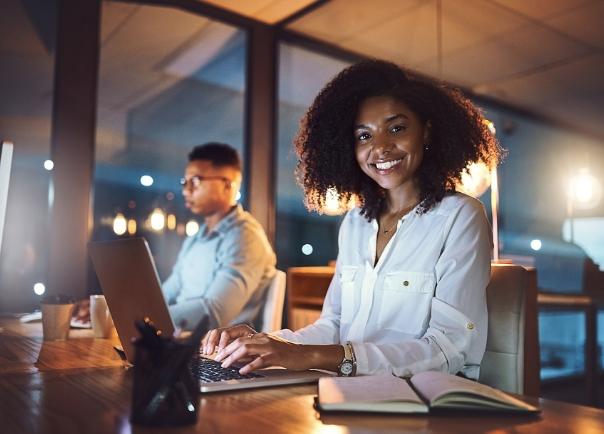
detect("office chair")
[479,263,540,397]
[260,270,286,333]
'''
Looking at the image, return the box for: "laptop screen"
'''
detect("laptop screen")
[0,141,14,254]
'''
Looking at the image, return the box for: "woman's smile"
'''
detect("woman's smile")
[370,156,405,174]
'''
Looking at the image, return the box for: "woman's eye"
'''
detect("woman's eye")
[390,125,405,133]
[356,132,371,141]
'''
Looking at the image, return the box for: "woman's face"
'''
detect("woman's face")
[354,95,428,193]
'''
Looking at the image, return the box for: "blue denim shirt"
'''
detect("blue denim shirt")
[162,204,276,330]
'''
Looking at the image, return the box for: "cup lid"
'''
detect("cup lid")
[41,294,75,305]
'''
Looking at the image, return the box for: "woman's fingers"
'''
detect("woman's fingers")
[215,333,266,363]
[219,342,257,368]
[219,340,274,370]
[239,354,270,375]
[218,328,240,351]
[202,328,224,355]
[201,324,256,355]
[215,335,244,362]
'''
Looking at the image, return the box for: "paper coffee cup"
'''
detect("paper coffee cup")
[90,295,114,338]
[41,302,74,341]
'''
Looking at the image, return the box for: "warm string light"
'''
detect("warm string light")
[108,208,180,236]
[167,214,177,231]
[185,220,199,236]
[113,213,127,236]
[319,187,357,216]
[565,167,602,244]
[456,161,492,198]
[567,168,601,210]
[149,208,166,231]
[127,219,137,235]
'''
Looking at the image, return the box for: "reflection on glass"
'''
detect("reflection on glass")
[275,43,351,270]
[0,0,56,312]
[92,3,247,285]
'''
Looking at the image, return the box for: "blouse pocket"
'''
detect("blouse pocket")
[378,271,436,335]
[339,265,357,324]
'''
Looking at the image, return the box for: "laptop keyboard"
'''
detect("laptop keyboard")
[194,357,264,383]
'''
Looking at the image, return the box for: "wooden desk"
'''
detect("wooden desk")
[1,319,604,434]
[0,319,124,374]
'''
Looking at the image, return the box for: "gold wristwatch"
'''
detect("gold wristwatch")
[337,341,357,377]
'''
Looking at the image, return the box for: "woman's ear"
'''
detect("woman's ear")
[423,120,432,144]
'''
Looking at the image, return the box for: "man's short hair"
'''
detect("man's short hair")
[188,142,242,171]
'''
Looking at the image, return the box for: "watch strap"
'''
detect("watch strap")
[346,341,357,376]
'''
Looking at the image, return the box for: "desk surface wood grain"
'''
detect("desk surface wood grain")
[0,318,123,374]
[1,320,604,434]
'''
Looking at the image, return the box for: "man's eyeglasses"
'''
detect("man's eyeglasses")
[179,175,231,189]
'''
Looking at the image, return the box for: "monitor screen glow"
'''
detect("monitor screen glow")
[0,141,14,253]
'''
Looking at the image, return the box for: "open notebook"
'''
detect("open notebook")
[317,371,540,414]
[89,237,326,393]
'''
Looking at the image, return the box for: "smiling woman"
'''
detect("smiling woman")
[203,60,502,380]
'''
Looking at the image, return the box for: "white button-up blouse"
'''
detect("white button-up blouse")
[276,193,492,379]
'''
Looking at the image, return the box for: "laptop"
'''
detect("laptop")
[88,237,327,392]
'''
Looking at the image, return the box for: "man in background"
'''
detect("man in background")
[163,142,276,331]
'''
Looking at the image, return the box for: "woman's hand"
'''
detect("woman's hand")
[214,333,311,375]
[214,334,346,376]
[202,324,346,375]
[201,324,256,356]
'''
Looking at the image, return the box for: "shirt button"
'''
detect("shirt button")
[466,322,475,330]
[403,280,409,287]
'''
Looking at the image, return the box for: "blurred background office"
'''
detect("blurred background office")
[1,0,603,406]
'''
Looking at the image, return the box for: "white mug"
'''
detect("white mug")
[90,295,114,338]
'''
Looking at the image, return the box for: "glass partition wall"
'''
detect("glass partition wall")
[0,0,56,311]
[476,102,604,380]
[92,2,247,284]
[275,43,352,270]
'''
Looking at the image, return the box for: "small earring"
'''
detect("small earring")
[424,143,429,151]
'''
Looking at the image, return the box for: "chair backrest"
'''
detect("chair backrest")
[260,270,286,333]
[479,263,540,397]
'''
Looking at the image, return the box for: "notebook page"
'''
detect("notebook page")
[410,371,537,410]
[319,374,423,406]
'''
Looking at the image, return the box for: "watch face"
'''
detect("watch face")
[340,361,353,376]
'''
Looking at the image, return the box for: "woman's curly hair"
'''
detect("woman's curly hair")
[295,59,502,220]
